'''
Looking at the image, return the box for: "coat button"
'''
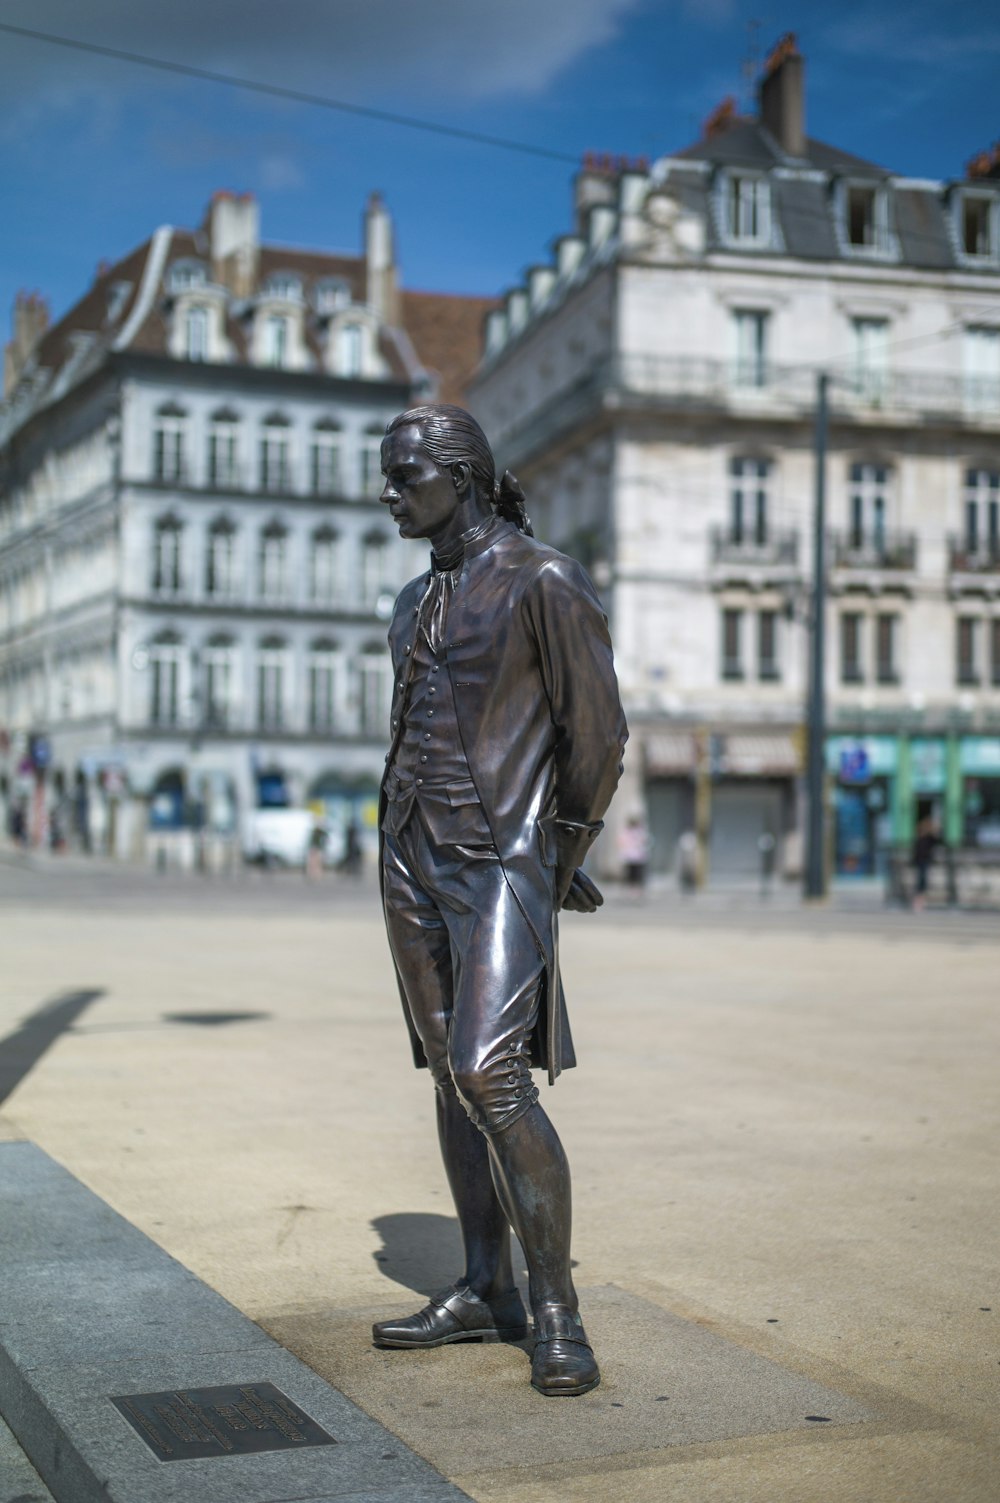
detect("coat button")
[419,755,428,764]
[423,732,431,741]
[404,645,411,655]
[427,709,434,716]
[416,777,424,786]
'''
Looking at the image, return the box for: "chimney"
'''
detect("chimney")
[967,141,1000,180]
[574,154,618,235]
[4,290,49,396]
[365,192,400,324]
[207,191,259,297]
[758,33,805,158]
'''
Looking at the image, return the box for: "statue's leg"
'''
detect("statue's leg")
[435,1077,515,1299]
[483,1102,574,1312]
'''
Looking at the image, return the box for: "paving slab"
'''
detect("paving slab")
[262,1284,873,1476]
[0,1142,469,1503]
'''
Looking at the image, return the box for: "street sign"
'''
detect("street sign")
[839,745,870,784]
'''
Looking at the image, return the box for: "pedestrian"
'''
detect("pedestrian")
[306,821,327,881]
[372,404,627,1397]
[912,816,939,911]
[618,814,650,896]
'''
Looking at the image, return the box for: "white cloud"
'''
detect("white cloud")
[259,150,306,192]
[0,0,646,109]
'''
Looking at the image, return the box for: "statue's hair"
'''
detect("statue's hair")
[384,403,533,536]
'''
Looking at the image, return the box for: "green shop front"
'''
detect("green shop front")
[826,733,1000,875]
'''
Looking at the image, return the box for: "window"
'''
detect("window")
[851,318,889,401]
[150,635,183,725]
[959,192,997,260]
[264,274,301,302]
[361,533,389,610]
[308,642,339,731]
[153,406,187,483]
[260,417,291,492]
[729,457,769,544]
[963,327,1000,413]
[721,608,743,680]
[205,518,237,599]
[338,323,363,377]
[731,310,769,389]
[358,645,390,735]
[208,413,240,488]
[757,610,779,681]
[963,468,1000,560]
[310,528,341,605]
[314,278,350,315]
[311,424,341,495]
[203,638,236,728]
[168,260,206,293]
[152,517,182,594]
[257,640,287,729]
[725,174,771,245]
[957,616,980,685]
[848,463,891,553]
[841,612,864,684]
[361,429,384,497]
[185,305,208,362]
[844,183,889,253]
[875,613,899,685]
[258,523,287,602]
[264,314,289,369]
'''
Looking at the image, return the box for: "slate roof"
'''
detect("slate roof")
[661,115,997,273]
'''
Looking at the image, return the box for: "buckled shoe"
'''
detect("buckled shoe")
[372,1284,528,1349]
[530,1303,600,1396]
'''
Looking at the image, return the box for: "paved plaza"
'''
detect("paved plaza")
[0,852,997,1501]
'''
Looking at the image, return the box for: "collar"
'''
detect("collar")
[430,512,504,574]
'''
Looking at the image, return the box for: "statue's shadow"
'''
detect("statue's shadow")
[371,1211,576,1301]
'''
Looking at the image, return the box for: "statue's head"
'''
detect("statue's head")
[380,403,532,540]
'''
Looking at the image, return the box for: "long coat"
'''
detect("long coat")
[380,519,628,1084]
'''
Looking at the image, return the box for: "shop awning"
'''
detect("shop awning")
[724,733,801,776]
[645,732,697,776]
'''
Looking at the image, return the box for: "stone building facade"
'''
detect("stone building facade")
[470,38,1000,881]
[0,191,493,857]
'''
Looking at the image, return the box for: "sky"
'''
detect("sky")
[2,0,1000,333]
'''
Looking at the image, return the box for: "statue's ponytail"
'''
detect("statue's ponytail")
[494,469,534,537]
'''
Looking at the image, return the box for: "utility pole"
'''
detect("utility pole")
[805,371,829,900]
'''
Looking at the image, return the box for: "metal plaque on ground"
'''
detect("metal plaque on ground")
[110,1382,338,1461]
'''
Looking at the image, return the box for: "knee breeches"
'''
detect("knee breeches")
[382,810,543,1133]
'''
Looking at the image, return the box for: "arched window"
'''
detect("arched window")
[152,514,183,595]
[153,403,187,483]
[168,259,207,293]
[358,642,390,736]
[337,322,363,378]
[360,531,389,610]
[258,520,288,602]
[149,631,183,726]
[259,414,291,492]
[205,516,238,599]
[257,636,287,729]
[308,638,341,731]
[208,409,240,488]
[263,273,302,302]
[185,305,209,362]
[360,424,384,497]
[311,419,342,495]
[310,526,341,606]
[203,634,238,728]
[314,278,350,315]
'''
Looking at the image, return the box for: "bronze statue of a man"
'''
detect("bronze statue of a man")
[373,404,626,1396]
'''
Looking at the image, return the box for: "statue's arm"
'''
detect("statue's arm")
[526,557,628,909]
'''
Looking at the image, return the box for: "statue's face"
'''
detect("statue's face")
[380,424,459,541]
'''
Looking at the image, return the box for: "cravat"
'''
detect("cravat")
[419,517,496,654]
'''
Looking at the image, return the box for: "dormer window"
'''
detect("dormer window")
[958,190,998,261]
[724,174,772,246]
[185,305,208,362]
[314,278,351,315]
[842,182,891,254]
[263,273,302,302]
[338,323,363,377]
[168,260,207,294]
[264,314,289,369]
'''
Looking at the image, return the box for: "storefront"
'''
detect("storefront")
[827,735,898,877]
[960,737,1000,850]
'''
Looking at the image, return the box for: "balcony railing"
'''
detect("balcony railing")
[710,526,799,567]
[949,537,1000,573]
[831,530,917,570]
